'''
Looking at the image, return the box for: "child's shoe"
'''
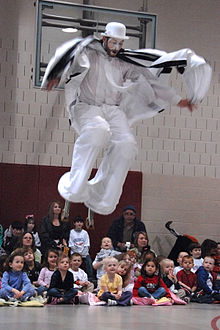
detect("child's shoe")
[50,297,58,305]
[152,297,172,306]
[107,299,118,306]
[183,296,190,304]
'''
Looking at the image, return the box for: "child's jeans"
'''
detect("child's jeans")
[100,291,132,306]
[36,286,48,296]
[0,287,36,301]
[138,286,166,299]
[47,288,78,303]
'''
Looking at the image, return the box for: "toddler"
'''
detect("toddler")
[68,216,93,281]
[24,215,41,248]
[196,255,220,299]
[174,251,189,275]
[117,260,132,292]
[188,242,203,273]
[69,253,94,293]
[0,249,35,301]
[37,249,59,296]
[47,253,78,304]
[213,242,220,275]
[93,237,120,287]
[176,255,197,301]
[160,258,185,299]
[23,247,42,286]
[98,256,132,306]
[133,257,171,302]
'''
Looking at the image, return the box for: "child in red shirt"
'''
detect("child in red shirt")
[133,257,171,302]
[177,255,197,301]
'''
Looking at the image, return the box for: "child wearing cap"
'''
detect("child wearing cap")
[68,216,94,282]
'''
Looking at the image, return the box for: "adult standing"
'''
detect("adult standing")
[39,201,70,257]
[107,205,146,252]
[41,22,210,215]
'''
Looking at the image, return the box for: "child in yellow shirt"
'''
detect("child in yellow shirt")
[98,256,132,306]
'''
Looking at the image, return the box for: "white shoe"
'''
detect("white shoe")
[107,299,118,306]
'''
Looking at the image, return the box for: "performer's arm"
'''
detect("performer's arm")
[47,78,60,91]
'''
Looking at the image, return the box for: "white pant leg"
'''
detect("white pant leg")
[58,103,111,202]
[85,105,137,214]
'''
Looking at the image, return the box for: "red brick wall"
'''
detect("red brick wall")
[0,163,142,257]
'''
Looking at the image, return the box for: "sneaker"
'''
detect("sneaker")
[50,297,58,305]
[129,299,133,306]
[107,299,118,306]
[143,296,156,304]
[7,297,17,302]
[183,296,190,304]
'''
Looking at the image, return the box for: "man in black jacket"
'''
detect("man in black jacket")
[107,205,146,252]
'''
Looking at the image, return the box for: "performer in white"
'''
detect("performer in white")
[42,22,212,215]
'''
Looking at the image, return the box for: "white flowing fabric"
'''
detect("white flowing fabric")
[42,38,212,215]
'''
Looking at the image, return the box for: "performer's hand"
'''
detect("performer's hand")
[177,99,197,112]
[46,78,60,91]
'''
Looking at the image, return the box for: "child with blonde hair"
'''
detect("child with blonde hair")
[174,251,189,275]
[117,260,132,292]
[93,237,120,287]
[160,258,185,299]
[98,256,132,306]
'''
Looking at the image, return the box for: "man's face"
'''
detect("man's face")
[103,37,124,57]
[123,210,136,223]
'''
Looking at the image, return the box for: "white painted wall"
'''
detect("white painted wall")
[0,0,220,255]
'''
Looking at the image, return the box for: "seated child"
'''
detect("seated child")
[176,255,197,301]
[196,255,220,300]
[0,254,8,289]
[0,248,35,301]
[68,216,93,281]
[174,251,189,275]
[213,242,220,277]
[24,215,41,248]
[37,249,59,296]
[47,253,78,304]
[23,247,42,287]
[69,253,94,293]
[116,260,132,292]
[98,256,132,306]
[93,237,120,287]
[160,258,185,299]
[126,250,140,284]
[133,257,172,302]
[188,242,203,273]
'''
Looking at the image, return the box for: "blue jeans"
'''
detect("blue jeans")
[47,288,78,303]
[36,286,48,296]
[138,286,166,299]
[82,255,94,281]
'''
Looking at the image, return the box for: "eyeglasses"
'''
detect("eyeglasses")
[124,212,135,216]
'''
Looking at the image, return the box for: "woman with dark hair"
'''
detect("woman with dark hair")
[130,231,156,264]
[16,231,42,263]
[39,201,70,257]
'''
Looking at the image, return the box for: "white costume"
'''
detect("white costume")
[42,23,212,215]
